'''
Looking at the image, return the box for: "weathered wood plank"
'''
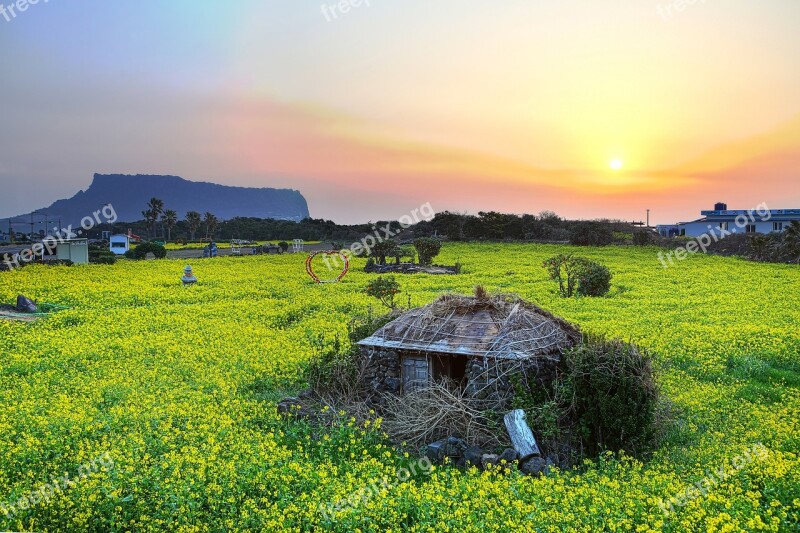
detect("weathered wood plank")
[504,409,540,461]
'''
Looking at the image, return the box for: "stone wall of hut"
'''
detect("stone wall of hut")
[360,347,401,405]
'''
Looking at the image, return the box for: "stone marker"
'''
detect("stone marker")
[503,409,540,461]
[16,295,37,313]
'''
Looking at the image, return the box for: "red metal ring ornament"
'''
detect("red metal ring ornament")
[305,250,349,283]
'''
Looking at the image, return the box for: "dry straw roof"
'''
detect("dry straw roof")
[358,288,581,360]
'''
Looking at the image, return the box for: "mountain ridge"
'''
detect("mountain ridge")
[2,174,310,230]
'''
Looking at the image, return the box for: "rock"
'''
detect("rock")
[446,436,466,457]
[384,377,400,393]
[481,454,499,468]
[426,440,448,463]
[499,448,518,464]
[519,457,548,476]
[463,446,483,467]
[276,397,303,415]
[16,295,37,313]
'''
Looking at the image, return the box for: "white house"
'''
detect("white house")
[109,234,131,255]
[658,203,800,238]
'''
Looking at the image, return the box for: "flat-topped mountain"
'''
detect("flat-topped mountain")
[6,174,310,228]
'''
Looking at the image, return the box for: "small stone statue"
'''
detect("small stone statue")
[181,265,198,285]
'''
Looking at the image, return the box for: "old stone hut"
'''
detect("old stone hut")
[357,291,582,407]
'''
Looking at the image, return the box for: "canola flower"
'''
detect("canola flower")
[0,244,798,531]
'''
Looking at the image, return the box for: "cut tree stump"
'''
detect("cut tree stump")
[504,409,540,461]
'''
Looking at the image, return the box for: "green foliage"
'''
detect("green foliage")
[544,254,612,298]
[569,222,614,246]
[129,242,167,260]
[563,337,659,456]
[576,261,612,297]
[413,237,442,265]
[89,248,117,265]
[278,241,289,252]
[369,239,397,265]
[632,231,652,246]
[365,276,401,309]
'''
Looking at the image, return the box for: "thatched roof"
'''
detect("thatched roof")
[358,290,581,360]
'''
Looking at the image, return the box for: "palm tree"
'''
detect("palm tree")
[161,209,178,242]
[141,198,164,240]
[185,211,202,241]
[783,220,800,263]
[204,212,219,239]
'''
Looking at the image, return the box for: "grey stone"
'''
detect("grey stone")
[519,457,548,476]
[481,454,499,468]
[446,436,466,457]
[16,295,37,313]
[276,397,302,415]
[463,446,483,467]
[499,448,518,464]
[426,440,448,463]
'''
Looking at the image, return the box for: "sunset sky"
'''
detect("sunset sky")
[1,1,799,224]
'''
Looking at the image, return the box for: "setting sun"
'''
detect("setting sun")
[610,159,624,171]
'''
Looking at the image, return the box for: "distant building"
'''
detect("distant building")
[657,203,800,238]
[109,234,131,255]
[56,239,89,264]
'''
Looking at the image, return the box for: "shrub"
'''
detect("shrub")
[576,261,612,297]
[632,231,652,246]
[413,237,442,266]
[365,276,401,309]
[544,255,612,298]
[569,222,614,246]
[370,239,397,265]
[278,241,289,253]
[89,249,117,265]
[563,338,659,456]
[129,242,167,260]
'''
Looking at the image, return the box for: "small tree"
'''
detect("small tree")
[413,237,442,266]
[185,211,202,241]
[365,276,401,309]
[370,239,397,265]
[543,254,612,298]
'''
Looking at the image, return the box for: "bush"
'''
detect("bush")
[576,261,612,297]
[89,249,117,265]
[632,231,652,246]
[278,241,289,253]
[569,222,614,246]
[563,338,659,456]
[413,237,442,266]
[543,254,612,298]
[129,242,167,260]
[365,276,401,309]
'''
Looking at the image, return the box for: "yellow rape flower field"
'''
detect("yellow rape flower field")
[1,243,798,532]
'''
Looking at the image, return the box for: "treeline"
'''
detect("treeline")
[90,210,645,245]
[416,211,639,243]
